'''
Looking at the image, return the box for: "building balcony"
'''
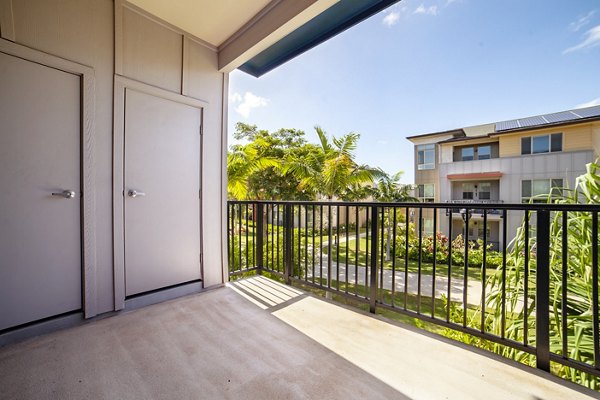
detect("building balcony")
[228,200,600,395]
[445,199,505,217]
[0,275,595,400]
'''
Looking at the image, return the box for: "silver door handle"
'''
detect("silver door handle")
[128,189,146,198]
[52,190,76,199]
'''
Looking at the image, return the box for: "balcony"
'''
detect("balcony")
[228,200,600,394]
[0,275,595,400]
[446,199,504,216]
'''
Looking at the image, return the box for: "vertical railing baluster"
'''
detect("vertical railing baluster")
[536,209,551,372]
[404,207,409,310]
[524,210,530,344]
[593,212,599,368]
[256,203,264,272]
[355,206,359,296]
[380,207,385,301]
[481,210,487,332]
[392,207,397,307]
[297,205,301,280]
[345,205,350,294]
[418,207,423,314]
[305,205,309,281]
[447,209,453,323]
[501,209,507,338]
[238,204,242,270]
[327,204,332,289]
[320,205,324,285]
[312,205,316,284]
[336,205,340,290]
[561,210,567,358]
[227,203,232,276]
[245,204,249,269]
[366,207,370,296]
[370,205,379,313]
[463,208,469,327]
[284,203,293,284]
[432,207,437,318]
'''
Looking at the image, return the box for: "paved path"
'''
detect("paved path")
[303,260,485,306]
[320,232,367,247]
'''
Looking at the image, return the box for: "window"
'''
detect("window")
[461,147,474,161]
[417,144,435,170]
[521,133,562,155]
[417,183,435,202]
[422,218,434,236]
[455,144,494,161]
[478,182,491,200]
[521,178,563,202]
[478,145,491,160]
[462,183,475,199]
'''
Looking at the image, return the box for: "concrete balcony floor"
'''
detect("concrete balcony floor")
[0,276,597,400]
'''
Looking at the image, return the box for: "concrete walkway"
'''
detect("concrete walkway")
[305,260,486,306]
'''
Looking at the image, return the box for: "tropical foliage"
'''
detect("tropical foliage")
[481,161,600,389]
[227,123,389,201]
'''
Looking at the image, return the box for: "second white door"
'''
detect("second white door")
[124,88,202,296]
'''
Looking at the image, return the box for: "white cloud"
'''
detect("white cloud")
[576,98,600,108]
[569,10,596,32]
[229,92,242,103]
[382,11,400,27]
[564,24,600,54]
[232,92,268,118]
[414,4,438,16]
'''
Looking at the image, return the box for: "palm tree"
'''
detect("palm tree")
[284,126,383,200]
[227,138,279,200]
[373,171,417,261]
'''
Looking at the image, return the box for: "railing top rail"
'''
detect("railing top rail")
[227,199,600,212]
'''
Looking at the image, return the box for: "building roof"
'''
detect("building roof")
[494,105,600,132]
[405,128,465,141]
[408,105,600,142]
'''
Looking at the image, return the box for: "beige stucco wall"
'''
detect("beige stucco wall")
[499,123,595,158]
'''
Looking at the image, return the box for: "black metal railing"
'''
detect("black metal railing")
[227,200,600,384]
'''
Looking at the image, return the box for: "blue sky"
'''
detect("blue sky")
[228,0,600,183]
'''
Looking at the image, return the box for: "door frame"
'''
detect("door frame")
[113,75,206,310]
[0,39,98,319]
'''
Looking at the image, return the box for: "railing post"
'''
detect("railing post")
[369,205,379,313]
[255,202,264,274]
[284,203,293,284]
[536,209,551,372]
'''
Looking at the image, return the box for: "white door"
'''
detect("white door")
[0,52,82,331]
[124,89,201,296]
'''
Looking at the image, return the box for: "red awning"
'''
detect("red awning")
[446,171,503,180]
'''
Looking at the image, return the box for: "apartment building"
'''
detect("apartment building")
[407,105,600,249]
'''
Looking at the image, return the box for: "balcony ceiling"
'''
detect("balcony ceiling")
[128,0,403,77]
[127,0,274,47]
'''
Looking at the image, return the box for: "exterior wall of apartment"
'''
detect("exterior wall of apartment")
[498,123,597,158]
[438,149,594,248]
[0,0,226,319]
